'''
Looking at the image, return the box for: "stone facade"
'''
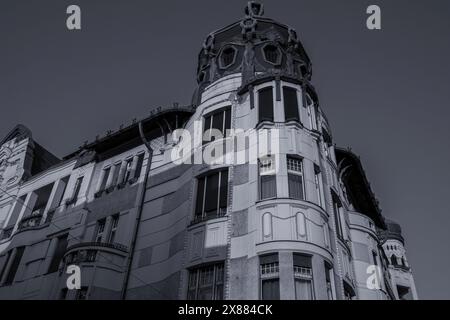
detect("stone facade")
[0,2,417,300]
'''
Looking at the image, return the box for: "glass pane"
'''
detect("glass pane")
[295,279,313,300]
[259,87,274,122]
[283,87,299,121]
[203,115,212,144]
[204,173,219,218]
[224,109,231,136]
[288,174,304,200]
[219,170,228,214]
[195,178,205,218]
[262,279,280,300]
[211,111,224,139]
[261,175,276,199]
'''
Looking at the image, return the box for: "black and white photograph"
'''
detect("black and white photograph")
[0,0,449,311]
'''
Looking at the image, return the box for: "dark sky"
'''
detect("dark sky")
[1,0,449,299]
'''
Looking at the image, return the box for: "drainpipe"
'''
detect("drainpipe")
[121,120,154,299]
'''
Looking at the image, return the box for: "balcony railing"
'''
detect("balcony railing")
[62,241,129,272]
[17,213,43,231]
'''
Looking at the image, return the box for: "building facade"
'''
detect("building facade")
[0,2,417,300]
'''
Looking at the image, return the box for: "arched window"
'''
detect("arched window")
[391,255,398,266]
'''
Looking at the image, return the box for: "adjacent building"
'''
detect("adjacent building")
[0,2,417,300]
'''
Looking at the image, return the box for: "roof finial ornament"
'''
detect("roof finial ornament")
[245,1,264,18]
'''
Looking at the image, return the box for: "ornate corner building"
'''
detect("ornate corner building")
[0,2,417,300]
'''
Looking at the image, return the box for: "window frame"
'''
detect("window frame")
[259,155,277,200]
[287,155,305,201]
[187,263,224,300]
[202,107,231,145]
[257,86,274,123]
[259,253,280,300]
[194,169,229,222]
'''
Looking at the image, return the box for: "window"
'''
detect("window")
[107,215,119,243]
[322,130,332,160]
[99,167,111,191]
[332,197,343,238]
[122,159,133,184]
[194,169,228,221]
[260,253,279,300]
[259,156,277,200]
[258,87,274,122]
[4,247,25,285]
[305,94,317,130]
[314,165,325,207]
[263,44,281,65]
[219,46,236,68]
[187,263,224,300]
[94,219,106,243]
[287,157,305,200]
[48,235,68,273]
[76,287,89,300]
[293,254,314,300]
[391,255,398,266]
[133,153,145,180]
[324,262,334,300]
[283,87,300,122]
[69,177,84,204]
[372,251,378,266]
[203,108,231,145]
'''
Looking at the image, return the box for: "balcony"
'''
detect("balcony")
[17,213,43,231]
[62,242,129,271]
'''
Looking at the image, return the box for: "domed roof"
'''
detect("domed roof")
[193,2,312,104]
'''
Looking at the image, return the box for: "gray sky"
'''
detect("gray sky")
[1,0,449,299]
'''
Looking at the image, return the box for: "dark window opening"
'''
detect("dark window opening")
[287,156,305,200]
[134,153,145,180]
[76,287,89,300]
[263,45,281,65]
[258,87,274,123]
[220,47,236,68]
[283,87,300,122]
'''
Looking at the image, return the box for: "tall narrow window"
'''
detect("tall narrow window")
[372,251,378,266]
[71,177,83,203]
[94,219,106,243]
[133,153,145,180]
[325,262,334,300]
[203,108,231,145]
[122,159,133,184]
[287,156,305,200]
[194,169,228,221]
[99,167,111,191]
[258,87,274,122]
[314,165,325,207]
[48,234,68,273]
[187,263,224,300]
[107,215,119,243]
[57,176,70,207]
[283,87,300,122]
[259,156,277,200]
[332,197,343,239]
[260,253,280,300]
[305,94,317,130]
[293,253,314,300]
[4,246,25,285]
